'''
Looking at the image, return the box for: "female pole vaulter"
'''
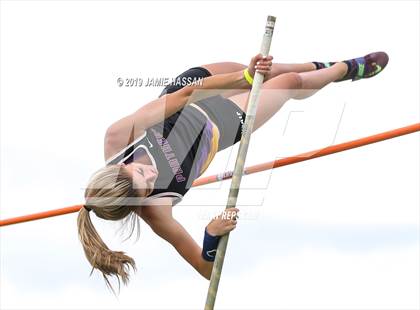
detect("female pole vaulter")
[78,51,388,293]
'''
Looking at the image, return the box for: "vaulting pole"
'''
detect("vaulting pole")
[204,15,276,310]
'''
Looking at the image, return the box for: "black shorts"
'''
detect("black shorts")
[159,67,246,151]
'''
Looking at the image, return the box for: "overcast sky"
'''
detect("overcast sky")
[1,1,419,309]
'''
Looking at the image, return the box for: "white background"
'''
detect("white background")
[1,1,419,309]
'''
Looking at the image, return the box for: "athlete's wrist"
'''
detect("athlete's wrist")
[243,68,254,85]
[202,227,220,262]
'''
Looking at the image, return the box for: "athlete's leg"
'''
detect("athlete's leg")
[268,62,317,79]
[200,61,317,98]
[228,62,347,131]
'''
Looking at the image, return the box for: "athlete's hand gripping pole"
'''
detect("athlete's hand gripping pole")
[204,15,276,310]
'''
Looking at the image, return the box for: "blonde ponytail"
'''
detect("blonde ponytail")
[77,165,142,294]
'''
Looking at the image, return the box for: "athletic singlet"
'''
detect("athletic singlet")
[105,105,220,205]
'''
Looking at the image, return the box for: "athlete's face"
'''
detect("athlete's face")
[122,163,158,197]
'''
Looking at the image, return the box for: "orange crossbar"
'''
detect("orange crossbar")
[1,123,419,227]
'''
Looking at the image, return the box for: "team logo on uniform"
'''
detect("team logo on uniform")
[206,249,217,258]
[236,111,245,135]
[236,111,244,125]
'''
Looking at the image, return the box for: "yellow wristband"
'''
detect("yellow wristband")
[243,68,254,85]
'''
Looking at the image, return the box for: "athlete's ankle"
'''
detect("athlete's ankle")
[312,61,336,70]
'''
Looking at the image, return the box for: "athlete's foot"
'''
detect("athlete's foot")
[334,51,389,82]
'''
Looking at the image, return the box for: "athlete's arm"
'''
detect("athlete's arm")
[104,71,248,154]
[154,216,215,280]
[137,200,239,280]
[104,54,271,155]
[137,201,213,279]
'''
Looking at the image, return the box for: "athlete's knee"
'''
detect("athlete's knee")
[277,72,307,99]
[262,72,303,99]
[281,72,303,90]
[264,72,303,89]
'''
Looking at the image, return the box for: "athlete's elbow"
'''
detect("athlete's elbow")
[103,126,126,160]
[199,267,211,281]
[198,258,213,280]
[104,127,118,149]
[203,273,211,281]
